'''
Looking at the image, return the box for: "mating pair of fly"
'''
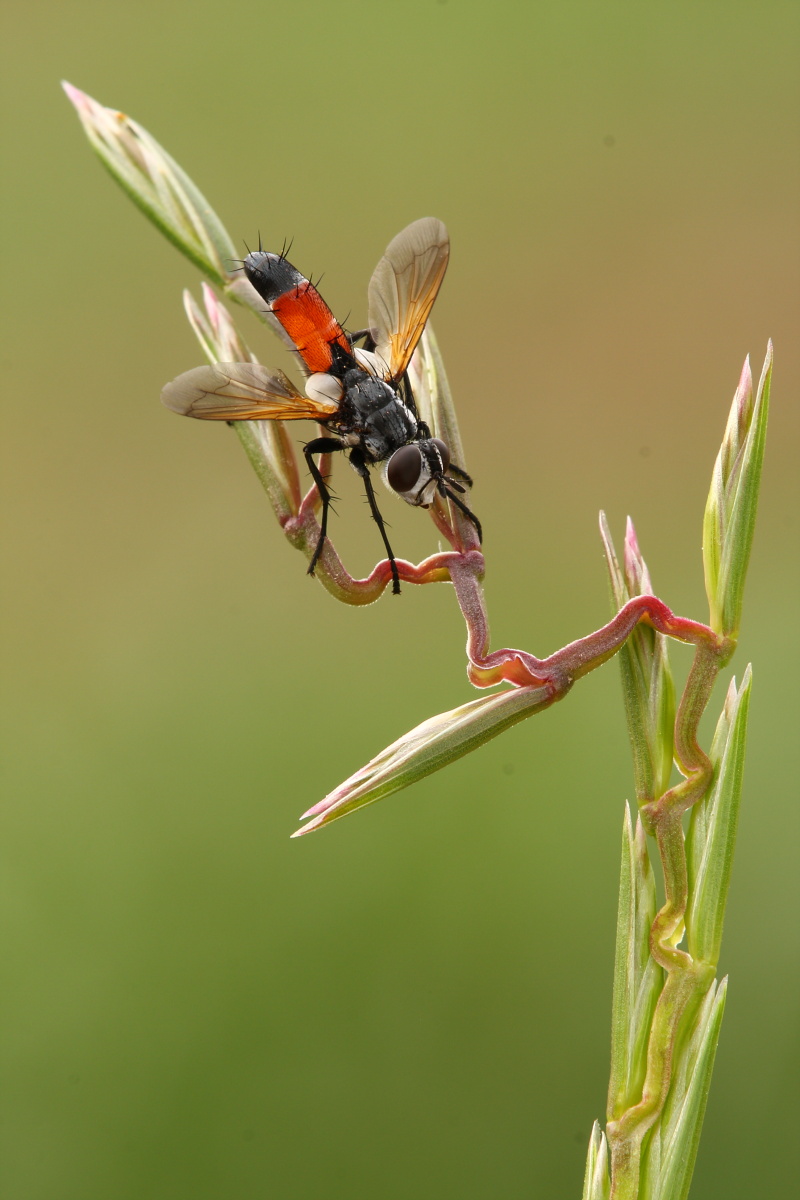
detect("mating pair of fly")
[162,218,481,594]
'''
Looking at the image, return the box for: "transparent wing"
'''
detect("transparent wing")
[161,362,339,421]
[367,218,450,380]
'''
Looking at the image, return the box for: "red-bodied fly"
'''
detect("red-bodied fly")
[161,218,481,593]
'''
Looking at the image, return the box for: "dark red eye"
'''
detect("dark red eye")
[387,444,423,493]
[431,438,450,472]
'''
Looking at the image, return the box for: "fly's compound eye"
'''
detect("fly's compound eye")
[305,373,343,407]
[387,444,423,494]
[430,438,450,473]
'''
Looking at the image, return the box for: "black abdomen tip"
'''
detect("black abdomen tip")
[244,251,306,305]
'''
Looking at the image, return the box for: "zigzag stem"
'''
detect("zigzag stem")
[445,559,735,1199]
[447,558,728,692]
[603,642,728,1197]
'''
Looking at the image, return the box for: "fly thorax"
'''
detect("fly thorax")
[341,369,416,460]
[341,368,395,415]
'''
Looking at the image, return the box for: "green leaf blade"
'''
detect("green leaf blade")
[686,668,752,966]
[607,806,664,1121]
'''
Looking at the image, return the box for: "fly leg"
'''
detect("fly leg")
[447,462,474,487]
[303,437,345,577]
[348,329,375,350]
[349,449,402,595]
[438,481,483,544]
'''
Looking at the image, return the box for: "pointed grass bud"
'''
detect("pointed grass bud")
[600,514,675,804]
[183,283,252,365]
[582,1121,611,1200]
[703,344,772,638]
[685,667,752,967]
[62,82,237,287]
[181,285,301,523]
[408,328,466,467]
[292,682,550,835]
[408,328,479,552]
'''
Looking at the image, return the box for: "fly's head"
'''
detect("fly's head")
[385,438,453,508]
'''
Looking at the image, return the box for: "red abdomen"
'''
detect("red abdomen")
[244,251,351,373]
[272,284,351,373]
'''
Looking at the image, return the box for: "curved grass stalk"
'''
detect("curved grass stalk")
[65,84,771,1198]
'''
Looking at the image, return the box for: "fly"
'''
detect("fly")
[161,218,481,594]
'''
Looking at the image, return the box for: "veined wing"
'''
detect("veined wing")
[161,362,339,421]
[367,218,449,381]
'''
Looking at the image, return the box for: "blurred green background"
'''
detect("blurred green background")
[2,1,798,1196]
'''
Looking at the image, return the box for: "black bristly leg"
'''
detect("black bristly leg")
[303,437,345,576]
[349,449,402,595]
[348,329,375,351]
[448,462,474,487]
[439,483,483,544]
